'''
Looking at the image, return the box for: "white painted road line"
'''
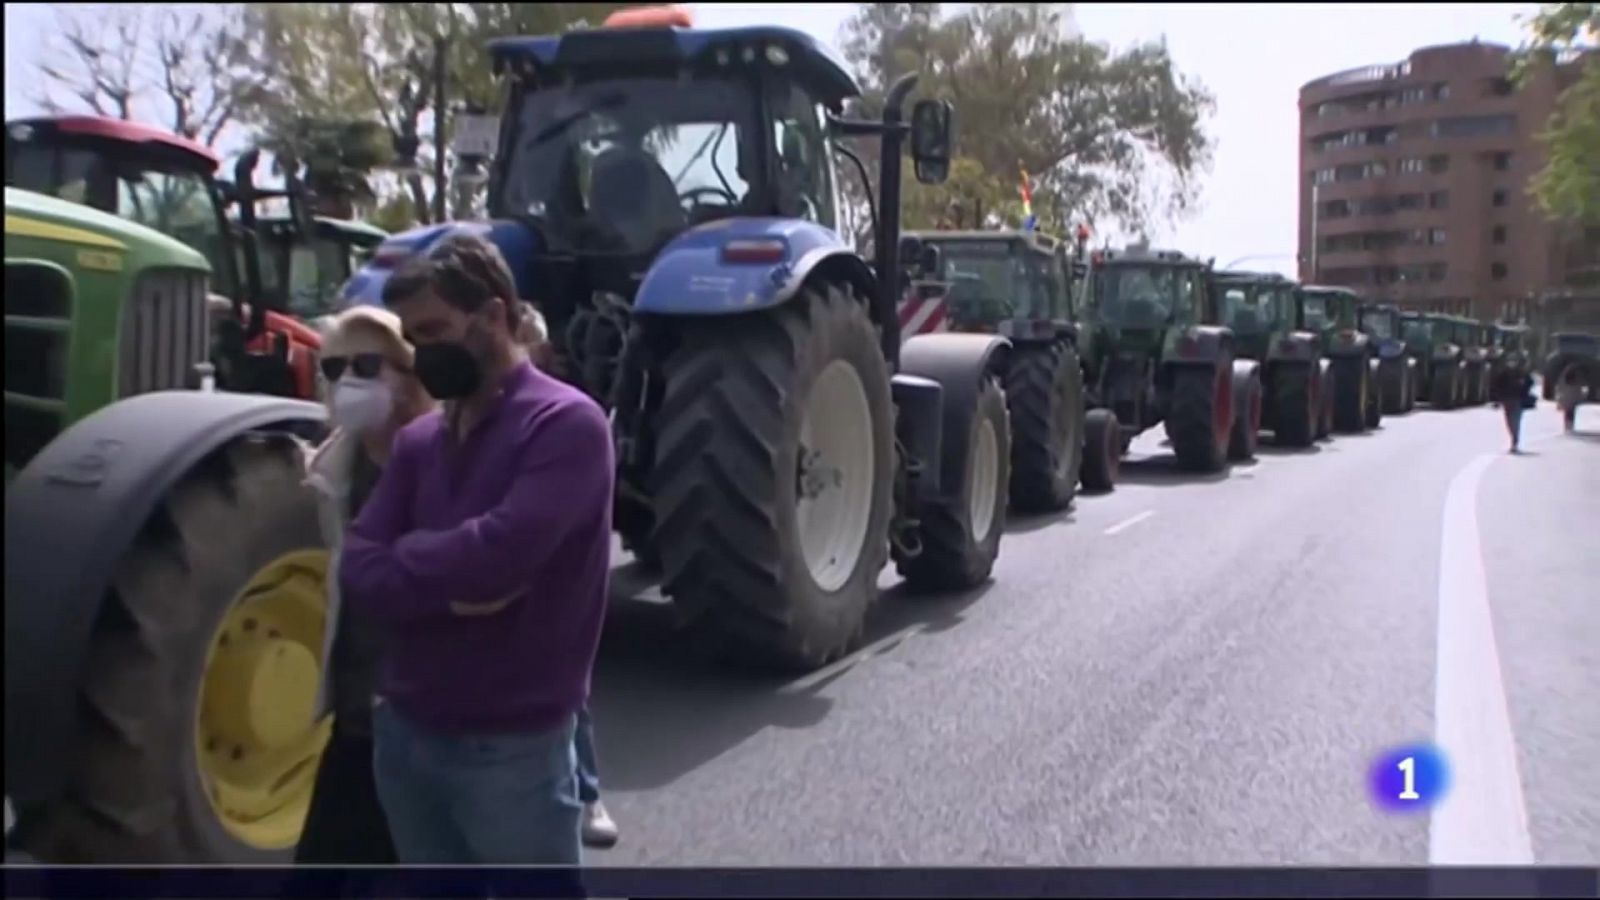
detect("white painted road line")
[1428,451,1534,865]
[1103,510,1155,536]
[781,623,926,694]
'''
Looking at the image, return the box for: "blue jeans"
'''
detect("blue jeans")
[575,705,601,804]
[371,702,582,865]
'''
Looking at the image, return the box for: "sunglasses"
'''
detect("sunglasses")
[320,353,386,382]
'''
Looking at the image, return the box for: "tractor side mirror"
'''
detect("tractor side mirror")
[910,99,952,185]
[919,242,942,277]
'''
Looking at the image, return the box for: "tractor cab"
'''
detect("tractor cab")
[1358,302,1408,359]
[445,14,951,402]
[1208,269,1297,360]
[1297,284,1360,339]
[899,229,1073,337]
[1080,245,1213,352]
[4,115,322,400]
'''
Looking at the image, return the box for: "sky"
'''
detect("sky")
[4,2,1542,276]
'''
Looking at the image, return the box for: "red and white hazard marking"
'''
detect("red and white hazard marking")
[897,293,949,338]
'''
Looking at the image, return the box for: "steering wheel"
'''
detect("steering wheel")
[680,186,738,210]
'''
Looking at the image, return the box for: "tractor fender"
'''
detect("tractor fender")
[1232,358,1261,384]
[898,333,1012,503]
[1324,329,1372,358]
[1165,324,1233,368]
[338,218,540,311]
[633,218,875,317]
[1267,331,1319,363]
[4,390,327,810]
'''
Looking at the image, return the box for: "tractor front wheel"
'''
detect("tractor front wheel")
[651,284,894,671]
[1080,409,1121,492]
[1227,366,1263,462]
[895,377,1010,591]
[1003,342,1083,514]
[23,435,331,863]
[1431,364,1459,410]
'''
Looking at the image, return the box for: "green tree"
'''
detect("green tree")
[1514,3,1600,226]
[234,2,627,229]
[839,2,1215,238]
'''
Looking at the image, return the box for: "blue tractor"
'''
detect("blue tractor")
[343,19,1014,670]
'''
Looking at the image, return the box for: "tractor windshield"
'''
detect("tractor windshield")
[933,240,1052,320]
[1554,333,1598,355]
[495,75,766,255]
[1402,316,1429,344]
[1363,310,1397,339]
[1217,283,1278,334]
[1091,264,1178,329]
[1301,294,1330,331]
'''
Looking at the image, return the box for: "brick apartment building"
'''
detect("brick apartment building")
[1297,41,1598,327]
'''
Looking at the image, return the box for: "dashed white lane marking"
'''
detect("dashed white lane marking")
[1103,510,1155,536]
[1428,450,1534,865]
[780,623,926,694]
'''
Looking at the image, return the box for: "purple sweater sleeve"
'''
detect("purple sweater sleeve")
[341,398,614,626]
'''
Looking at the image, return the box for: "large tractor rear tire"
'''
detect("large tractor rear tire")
[1003,342,1083,514]
[1166,359,1234,473]
[1080,408,1120,492]
[1331,357,1370,432]
[24,435,330,864]
[1273,363,1317,448]
[896,377,1010,591]
[651,284,894,671]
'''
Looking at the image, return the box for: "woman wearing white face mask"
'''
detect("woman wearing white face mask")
[296,306,434,871]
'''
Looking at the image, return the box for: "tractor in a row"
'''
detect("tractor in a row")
[5,181,333,865]
[1358,302,1418,414]
[1542,330,1600,401]
[1297,285,1382,433]
[1073,246,1261,472]
[1208,270,1329,447]
[344,18,1011,667]
[897,227,1110,511]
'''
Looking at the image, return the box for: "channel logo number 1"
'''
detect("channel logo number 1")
[1367,743,1449,813]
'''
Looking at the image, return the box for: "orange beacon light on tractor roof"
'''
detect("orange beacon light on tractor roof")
[602,5,694,29]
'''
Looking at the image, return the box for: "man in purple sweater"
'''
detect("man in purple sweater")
[342,233,613,865]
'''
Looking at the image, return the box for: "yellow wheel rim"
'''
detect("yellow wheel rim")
[194,549,333,850]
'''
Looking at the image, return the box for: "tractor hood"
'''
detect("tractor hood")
[1376,337,1406,359]
[1433,342,1462,360]
[338,218,541,311]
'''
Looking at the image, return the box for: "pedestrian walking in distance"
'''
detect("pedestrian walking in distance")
[1555,365,1586,433]
[294,307,434,878]
[1491,354,1535,453]
[516,301,621,850]
[341,234,615,865]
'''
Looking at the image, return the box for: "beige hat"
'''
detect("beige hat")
[322,305,414,370]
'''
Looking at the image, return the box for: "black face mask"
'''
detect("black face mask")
[414,341,482,399]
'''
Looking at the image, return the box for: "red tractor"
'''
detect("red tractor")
[5,115,322,399]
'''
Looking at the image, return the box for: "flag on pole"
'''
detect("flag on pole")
[1018,162,1036,231]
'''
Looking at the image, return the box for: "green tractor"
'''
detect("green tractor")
[1456,317,1493,406]
[1404,311,1467,409]
[1299,284,1381,432]
[5,186,332,864]
[899,228,1102,510]
[1208,270,1325,447]
[1358,302,1418,414]
[1075,245,1259,474]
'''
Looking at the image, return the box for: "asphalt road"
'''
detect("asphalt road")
[586,400,1599,866]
